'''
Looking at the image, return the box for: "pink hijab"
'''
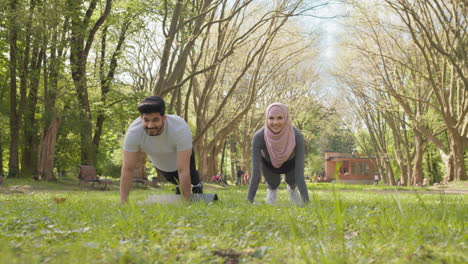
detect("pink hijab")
[264,103,296,168]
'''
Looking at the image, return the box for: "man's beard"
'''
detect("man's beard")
[144,126,163,136]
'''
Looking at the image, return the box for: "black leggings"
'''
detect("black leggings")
[261,158,296,190]
[155,149,201,186]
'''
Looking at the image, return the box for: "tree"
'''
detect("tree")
[384,0,467,181]
[67,0,111,166]
[7,0,20,177]
[20,0,46,178]
[93,16,133,162]
[0,1,9,177]
[0,0,325,180]
[338,0,466,184]
[122,0,324,179]
[37,0,69,180]
[191,0,323,178]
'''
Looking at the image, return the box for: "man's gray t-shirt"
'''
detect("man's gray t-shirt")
[123,115,192,172]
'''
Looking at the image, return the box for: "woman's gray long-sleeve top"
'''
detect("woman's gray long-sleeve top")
[247,127,310,203]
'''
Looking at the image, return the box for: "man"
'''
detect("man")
[120,96,202,203]
[236,167,244,185]
[319,168,325,180]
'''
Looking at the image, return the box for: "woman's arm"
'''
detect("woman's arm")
[247,130,263,203]
[294,130,310,203]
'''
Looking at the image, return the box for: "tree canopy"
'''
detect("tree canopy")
[0,0,465,184]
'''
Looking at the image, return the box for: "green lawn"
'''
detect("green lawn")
[0,179,466,263]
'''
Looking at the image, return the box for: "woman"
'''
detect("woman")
[247,103,309,205]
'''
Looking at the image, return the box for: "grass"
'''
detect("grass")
[0,178,466,263]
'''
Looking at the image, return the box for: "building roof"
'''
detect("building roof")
[326,156,376,161]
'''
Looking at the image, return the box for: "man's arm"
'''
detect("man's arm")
[177,148,192,201]
[120,151,138,204]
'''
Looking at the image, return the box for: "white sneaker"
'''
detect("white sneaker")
[265,188,277,204]
[288,185,303,206]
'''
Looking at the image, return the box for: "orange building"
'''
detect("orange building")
[324,152,377,184]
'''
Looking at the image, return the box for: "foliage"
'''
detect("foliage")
[423,143,444,184]
[0,180,466,263]
[294,100,355,175]
[1,0,464,185]
[1,0,326,180]
[326,131,355,154]
[337,0,467,182]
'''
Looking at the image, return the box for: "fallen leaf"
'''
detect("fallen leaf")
[53,197,66,204]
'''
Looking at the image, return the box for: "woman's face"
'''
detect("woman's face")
[267,113,286,134]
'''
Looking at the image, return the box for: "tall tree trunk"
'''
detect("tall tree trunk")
[19,0,40,177]
[93,22,129,159]
[230,138,237,183]
[17,0,36,174]
[400,164,408,186]
[220,140,227,177]
[74,73,95,165]
[37,116,60,181]
[444,153,454,184]
[68,0,111,166]
[230,156,236,184]
[21,46,43,178]
[197,142,207,180]
[0,131,3,177]
[447,130,466,181]
[241,110,258,174]
[411,130,425,185]
[38,25,59,180]
[8,0,20,178]
[69,1,94,165]
[197,142,219,181]
[390,123,409,185]
[154,0,183,95]
[383,158,394,185]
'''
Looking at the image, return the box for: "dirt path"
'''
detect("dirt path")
[312,188,468,195]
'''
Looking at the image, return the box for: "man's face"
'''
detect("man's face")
[141,113,166,136]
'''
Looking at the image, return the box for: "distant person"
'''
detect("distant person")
[247,103,309,205]
[215,171,223,181]
[212,171,228,186]
[374,173,380,185]
[243,172,250,185]
[443,176,448,185]
[210,173,222,183]
[422,178,428,187]
[319,168,325,180]
[236,167,244,185]
[120,96,203,203]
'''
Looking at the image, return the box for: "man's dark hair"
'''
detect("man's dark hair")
[137,96,165,115]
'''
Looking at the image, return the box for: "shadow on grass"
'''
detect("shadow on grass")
[0,177,119,194]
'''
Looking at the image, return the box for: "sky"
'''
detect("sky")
[296,1,347,98]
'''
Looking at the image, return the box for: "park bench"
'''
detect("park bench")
[132,176,152,187]
[78,165,113,190]
[132,175,161,188]
[132,167,155,188]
